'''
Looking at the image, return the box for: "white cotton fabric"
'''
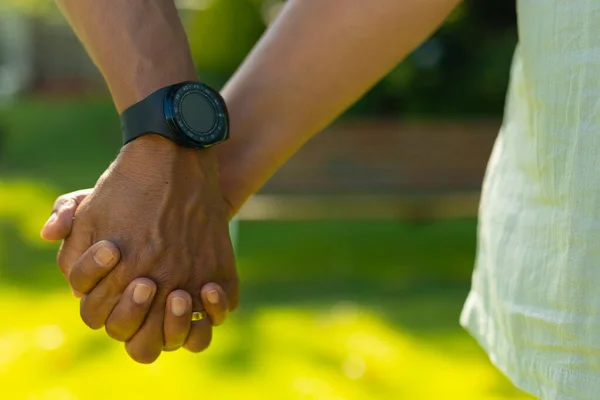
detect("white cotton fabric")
[460,2,600,399]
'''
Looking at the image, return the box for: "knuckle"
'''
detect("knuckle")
[100,270,129,296]
[164,325,189,349]
[127,347,161,365]
[70,268,92,292]
[55,198,74,215]
[185,342,207,353]
[163,345,181,352]
[80,308,104,330]
[72,265,109,296]
[105,321,132,342]
[79,296,108,330]
[70,280,86,295]
[153,269,174,287]
[163,337,184,352]
[185,332,212,353]
[52,195,71,212]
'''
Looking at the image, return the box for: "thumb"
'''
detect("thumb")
[40,189,93,241]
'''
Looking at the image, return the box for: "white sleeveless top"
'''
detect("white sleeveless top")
[460,2,600,399]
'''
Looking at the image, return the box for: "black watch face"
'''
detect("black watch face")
[165,82,229,148]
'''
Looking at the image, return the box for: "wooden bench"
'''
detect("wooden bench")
[237,120,500,220]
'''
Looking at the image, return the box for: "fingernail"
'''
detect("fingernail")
[206,290,219,305]
[93,246,114,266]
[133,284,153,304]
[72,290,83,298]
[45,213,57,227]
[171,297,188,317]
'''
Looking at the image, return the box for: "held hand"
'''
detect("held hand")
[52,135,239,363]
[41,188,231,361]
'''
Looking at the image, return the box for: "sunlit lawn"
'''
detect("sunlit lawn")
[0,99,532,399]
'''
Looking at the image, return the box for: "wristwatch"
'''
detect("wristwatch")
[120,81,229,149]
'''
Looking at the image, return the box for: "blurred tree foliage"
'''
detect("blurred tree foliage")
[186,0,265,83]
[348,1,518,118]
[3,0,517,118]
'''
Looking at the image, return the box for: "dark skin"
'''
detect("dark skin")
[54,140,238,363]
[54,0,239,363]
[59,138,238,363]
[41,189,230,352]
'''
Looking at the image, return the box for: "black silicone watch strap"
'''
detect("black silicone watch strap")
[120,86,174,145]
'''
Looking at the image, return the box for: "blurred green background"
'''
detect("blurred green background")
[0,1,533,399]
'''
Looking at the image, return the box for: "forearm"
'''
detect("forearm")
[219,0,461,214]
[56,0,196,112]
[57,0,221,190]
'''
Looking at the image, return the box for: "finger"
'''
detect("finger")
[56,232,93,285]
[200,283,229,327]
[69,240,120,294]
[105,278,156,342]
[163,290,192,352]
[40,189,93,241]
[224,278,240,312]
[79,274,129,330]
[125,294,166,364]
[55,208,94,281]
[183,296,213,353]
[184,319,213,354]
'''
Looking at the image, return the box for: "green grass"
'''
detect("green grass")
[0,98,532,399]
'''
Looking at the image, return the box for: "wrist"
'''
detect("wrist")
[114,68,198,113]
[216,87,296,217]
[116,134,220,185]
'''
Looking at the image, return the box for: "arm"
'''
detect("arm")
[218,0,461,214]
[56,0,196,112]
[55,1,237,363]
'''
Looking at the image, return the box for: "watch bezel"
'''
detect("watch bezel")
[164,81,229,149]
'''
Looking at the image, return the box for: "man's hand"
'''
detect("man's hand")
[54,135,238,363]
[41,187,232,362]
[52,0,239,364]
